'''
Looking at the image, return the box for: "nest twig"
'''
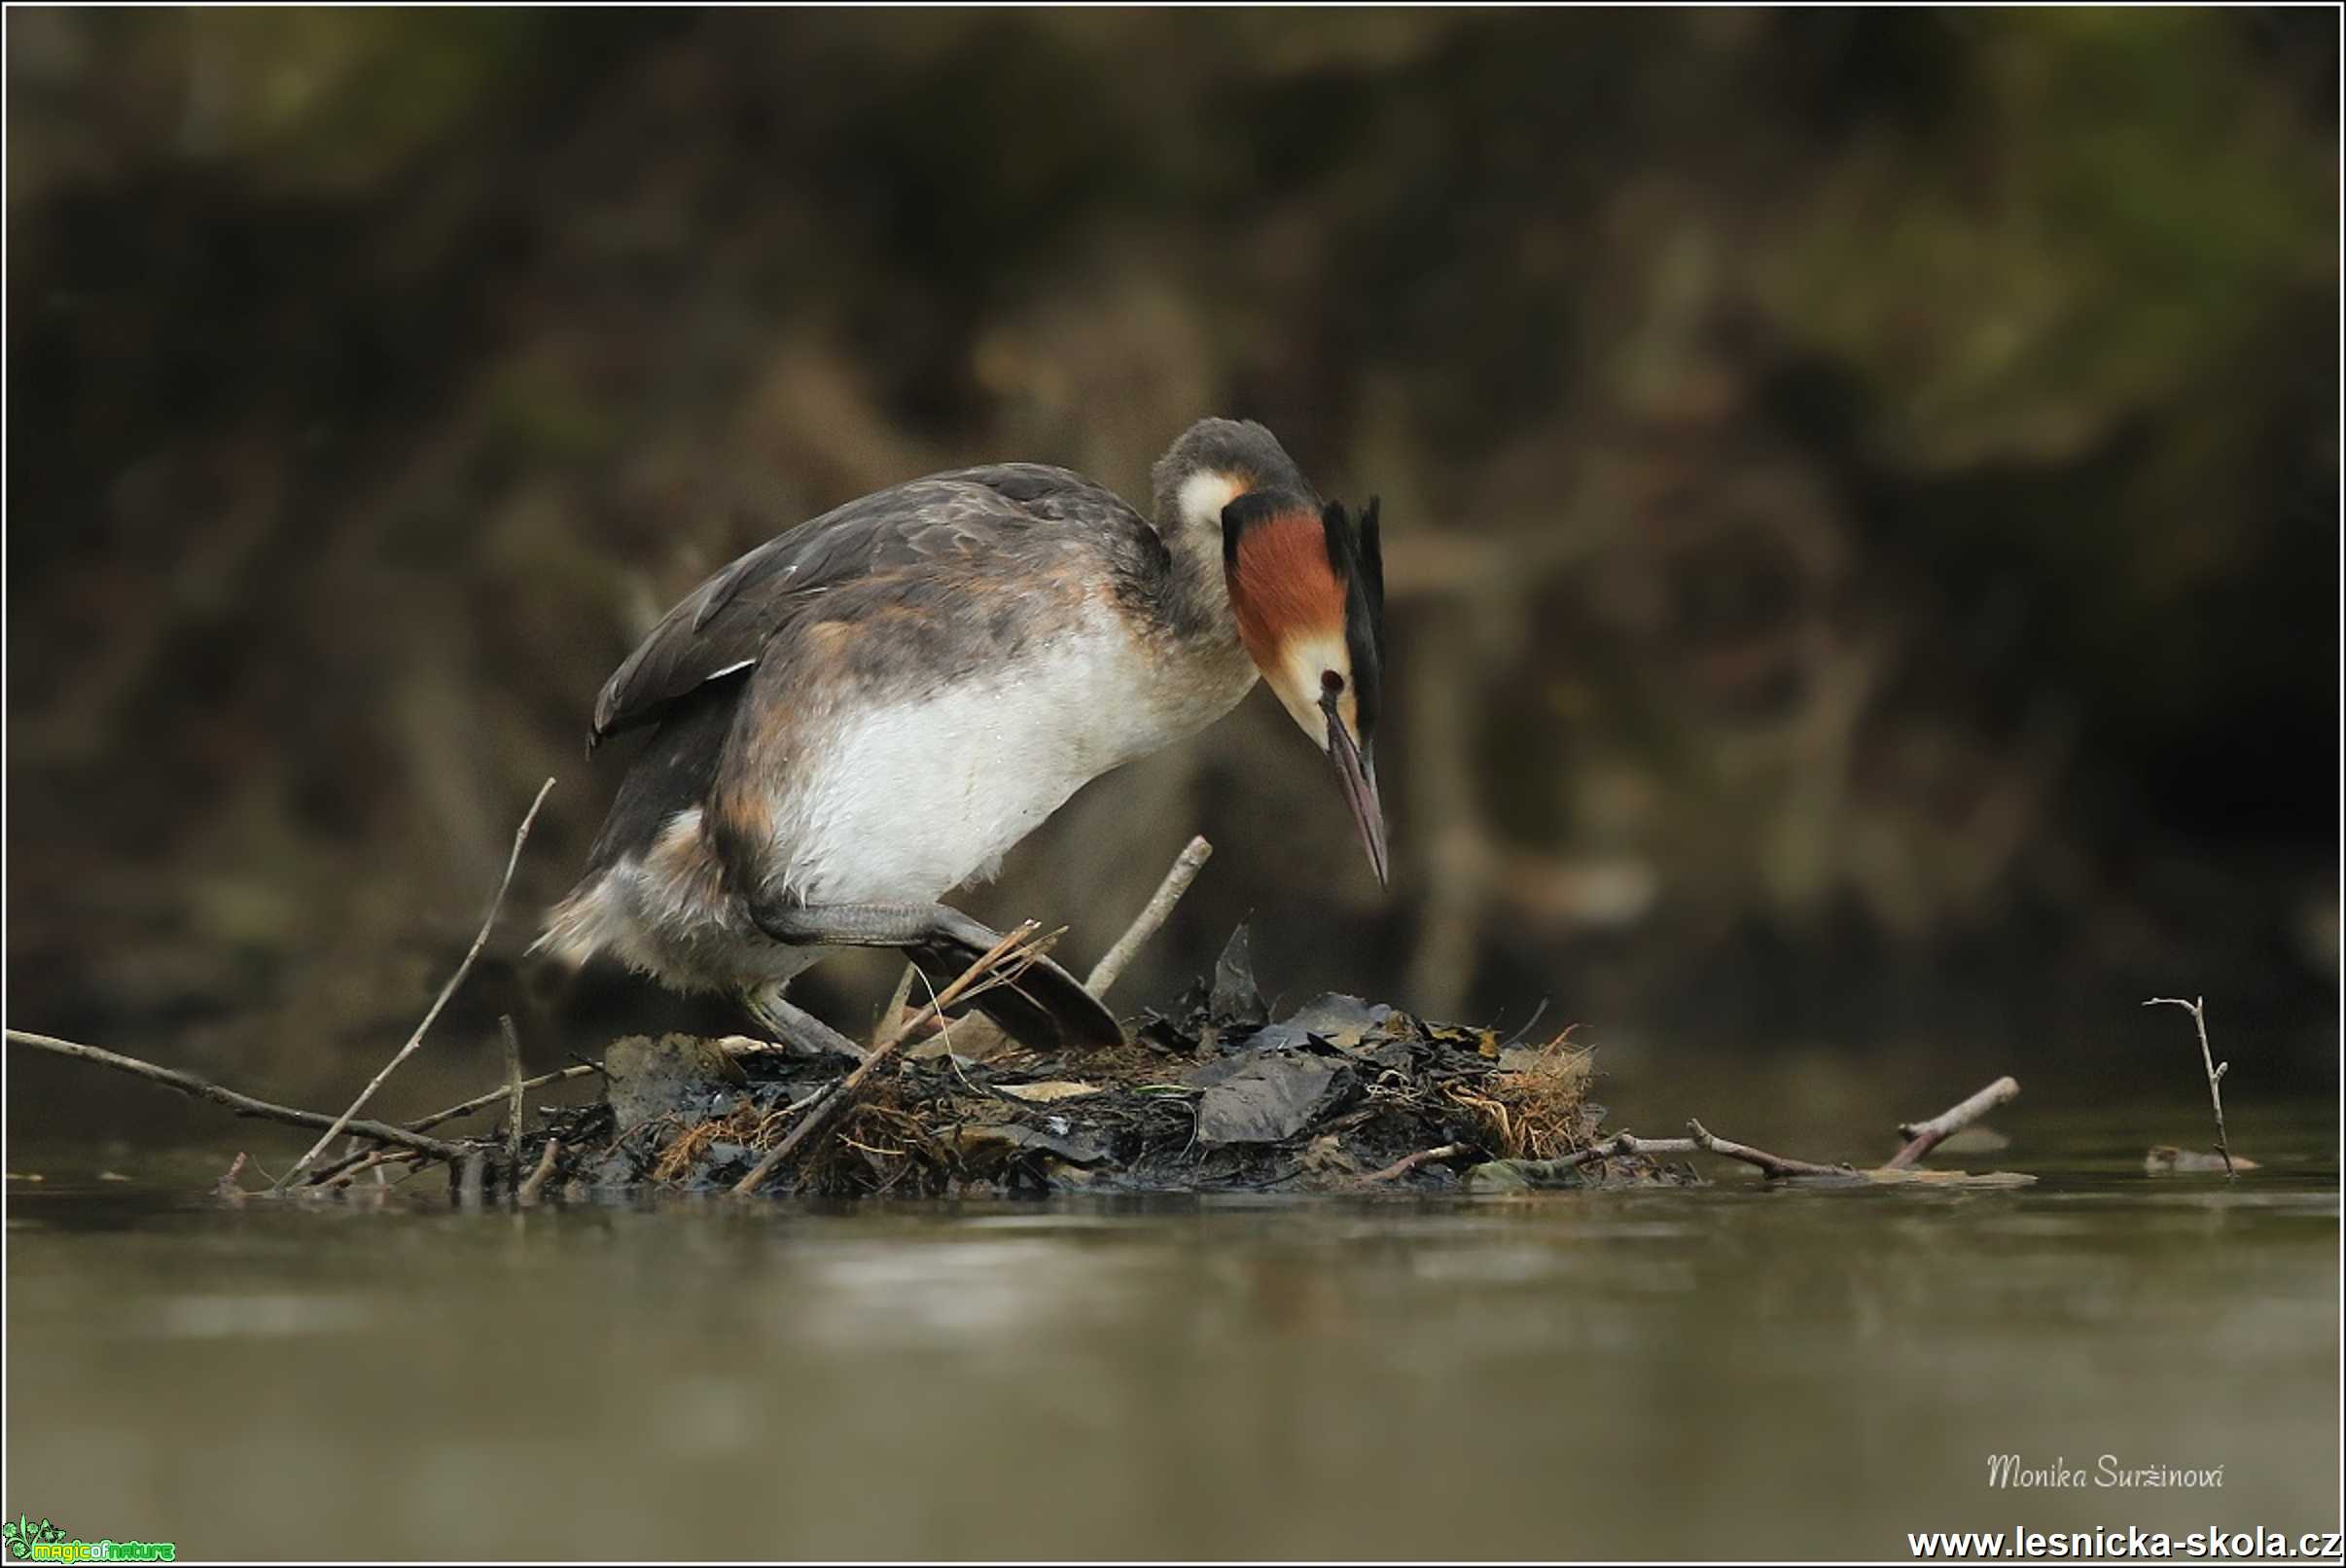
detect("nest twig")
[275,776,555,1189]
[730,921,1057,1195]
[7,1030,470,1163]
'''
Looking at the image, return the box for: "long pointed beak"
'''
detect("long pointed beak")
[1326,715,1389,888]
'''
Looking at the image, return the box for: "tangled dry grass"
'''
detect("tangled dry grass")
[1450,1030,1596,1161]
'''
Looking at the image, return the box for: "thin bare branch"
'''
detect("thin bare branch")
[498,1014,526,1166]
[909,965,1006,1059]
[733,921,1051,1195]
[276,776,555,1189]
[304,1142,395,1187]
[407,1064,602,1133]
[911,837,1210,1063]
[1569,1131,1699,1168]
[517,1138,562,1205]
[8,1030,469,1162]
[875,963,918,1047]
[318,1148,415,1191]
[1086,836,1213,995]
[1887,1076,2020,1169]
[1687,1119,1854,1180]
[1364,1142,1471,1183]
[457,1150,487,1205]
[2145,996,2235,1177]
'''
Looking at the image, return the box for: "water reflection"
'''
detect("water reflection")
[7,1117,2338,1559]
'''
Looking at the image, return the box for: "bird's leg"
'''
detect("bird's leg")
[748,899,1124,1051]
[741,982,867,1061]
[754,902,951,948]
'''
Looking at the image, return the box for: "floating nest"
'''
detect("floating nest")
[18,852,2035,1198]
[501,927,1693,1200]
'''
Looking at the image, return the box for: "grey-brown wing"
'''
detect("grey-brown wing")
[587,464,1148,744]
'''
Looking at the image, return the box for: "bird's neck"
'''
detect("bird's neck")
[1102,502,1255,730]
[1144,504,1242,648]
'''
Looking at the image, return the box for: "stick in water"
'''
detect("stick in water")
[1886,1076,2020,1169]
[7,1031,470,1162]
[276,776,555,1190]
[499,1014,526,1166]
[1686,1120,1854,1180]
[1364,1142,1471,1183]
[517,1138,562,1205]
[1560,1132,1699,1169]
[2144,997,2234,1177]
[407,1064,602,1134]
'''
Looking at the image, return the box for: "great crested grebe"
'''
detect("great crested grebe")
[536,417,1387,1051]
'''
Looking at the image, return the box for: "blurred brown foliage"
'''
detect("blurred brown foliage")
[7,9,2335,1112]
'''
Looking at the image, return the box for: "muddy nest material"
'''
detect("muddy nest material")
[508,929,1689,1199]
[18,925,2031,1199]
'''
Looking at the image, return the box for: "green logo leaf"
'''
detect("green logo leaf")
[2,1515,67,1559]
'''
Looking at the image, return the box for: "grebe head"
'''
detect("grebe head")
[1222,488,1390,888]
[1152,418,1389,886]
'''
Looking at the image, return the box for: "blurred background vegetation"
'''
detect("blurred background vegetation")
[8,8,2336,1129]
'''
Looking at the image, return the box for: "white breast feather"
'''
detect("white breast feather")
[770,611,1252,904]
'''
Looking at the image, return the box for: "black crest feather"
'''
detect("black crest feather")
[1321,497,1386,744]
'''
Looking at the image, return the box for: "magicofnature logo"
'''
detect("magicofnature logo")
[2,1515,173,1562]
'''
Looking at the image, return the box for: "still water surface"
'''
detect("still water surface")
[8,1107,2338,1559]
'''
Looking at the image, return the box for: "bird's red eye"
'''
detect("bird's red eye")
[1322,671,1345,695]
